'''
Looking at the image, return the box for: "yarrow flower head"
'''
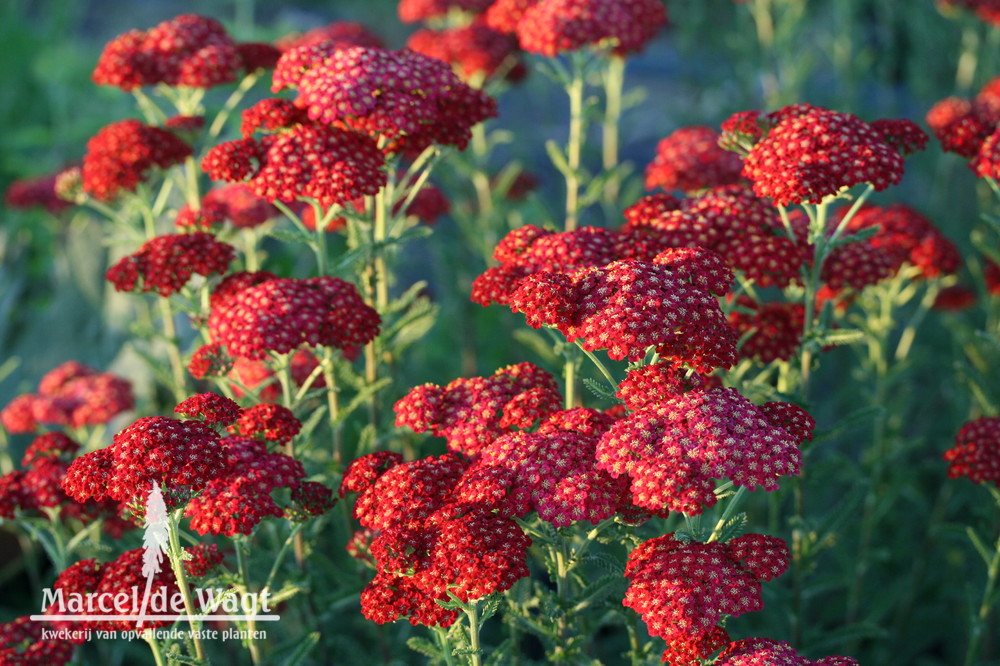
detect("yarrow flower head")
[229,404,302,446]
[183,543,226,577]
[174,392,242,425]
[203,274,379,361]
[196,184,279,229]
[510,248,737,369]
[5,170,75,214]
[0,361,133,434]
[92,14,247,91]
[62,416,229,506]
[716,638,859,665]
[82,120,192,201]
[0,616,74,664]
[202,99,387,208]
[596,388,810,514]
[944,416,1000,486]
[623,533,790,665]
[106,232,235,297]
[615,361,710,411]
[275,21,385,51]
[731,104,922,206]
[271,45,497,154]
[488,0,667,56]
[185,436,306,535]
[394,362,562,456]
[644,126,745,193]
[406,21,526,84]
[623,185,809,288]
[729,296,805,363]
[399,0,494,23]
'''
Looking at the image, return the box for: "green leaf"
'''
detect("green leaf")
[282,631,321,666]
[813,329,866,347]
[266,227,314,245]
[340,377,393,423]
[570,574,625,612]
[405,637,441,660]
[582,377,617,401]
[484,639,515,666]
[966,526,993,568]
[478,592,504,622]
[716,513,749,543]
[297,404,328,441]
[545,139,574,178]
[830,224,881,248]
[811,405,884,445]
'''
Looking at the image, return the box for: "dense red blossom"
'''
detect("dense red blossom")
[185,436,305,535]
[737,104,918,206]
[276,21,384,51]
[927,96,997,158]
[89,548,179,631]
[491,0,667,56]
[201,184,279,228]
[616,361,709,411]
[596,388,805,514]
[206,275,379,360]
[203,113,387,208]
[271,45,497,153]
[645,126,744,193]
[837,204,960,279]
[624,533,789,665]
[729,297,805,363]
[229,404,302,445]
[187,342,233,380]
[106,232,235,296]
[352,454,468,530]
[0,617,74,664]
[175,200,225,230]
[82,120,192,201]
[509,249,737,369]
[5,171,74,213]
[0,362,133,434]
[394,363,562,456]
[174,392,242,425]
[286,481,337,520]
[623,185,809,288]
[93,14,243,90]
[399,0,493,22]
[944,416,1000,486]
[62,416,228,506]
[715,638,859,665]
[407,21,525,83]
[184,543,225,577]
[340,451,404,497]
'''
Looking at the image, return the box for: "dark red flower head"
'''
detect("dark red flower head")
[645,126,744,193]
[271,46,497,154]
[624,533,789,665]
[206,275,380,361]
[5,171,75,214]
[175,392,243,425]
[738,104,915,206]
[229,404,302,445]
[838,204,960,279]
[944,416,1000,486]
[715,637,859,665]
[729,296,805,363]
[82,120,192,202]
[406,21,525,84]
[0,616,74,664]
[106,232,235,297]
[93,14,243,91]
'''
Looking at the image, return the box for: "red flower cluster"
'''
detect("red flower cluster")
[939,0,1000,26]
[185,436,307,535]
[623,533,790,665]
[204,273,380,361]
[5,170,74,214]
[82,119,192,201]
[92,14,245,90]
[399,0,493,22]
[1,361,133,434]
[732,104,921,206]
[0,433,76,519]
[222,348,327,402]
[286,481,337,521]
[394,362,562,456]
[838,204,960,279]
[202,100,387,208]
[0,617,73,664]
[229,404,301,445]
[174,392,242,425]
[184,543,226,577]
[596,388,809,514]
[106,232,235,296]
[715,638,859,665]
[62,416,229,506]
[944,416,1000,486]
[615,361,711,411]
[176,184,278,230]
[729,297,805,363]
[645,127,744,193]
[407,21,526,83]
[342,453,530,626]
[271,45,497,153]
[623,185,809,288]
[488,0,667,56]
[275,21,384,51]
[510,249,737,369]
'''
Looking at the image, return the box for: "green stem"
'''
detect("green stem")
[159,298,188,403]
[207,71,261,141]
[167,512,206,661]
[564,54,586,232]
[564,352,577,409]
[264,522,306,592]
[320,349,343,466]
[433,626,458,666]
[707,486,747,542]
[601,54,625,207]
[465,601,484,666]
[964,524,1000,666]
[576,342,619,394]
[236,538,262,665]
[144,633,167,666]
